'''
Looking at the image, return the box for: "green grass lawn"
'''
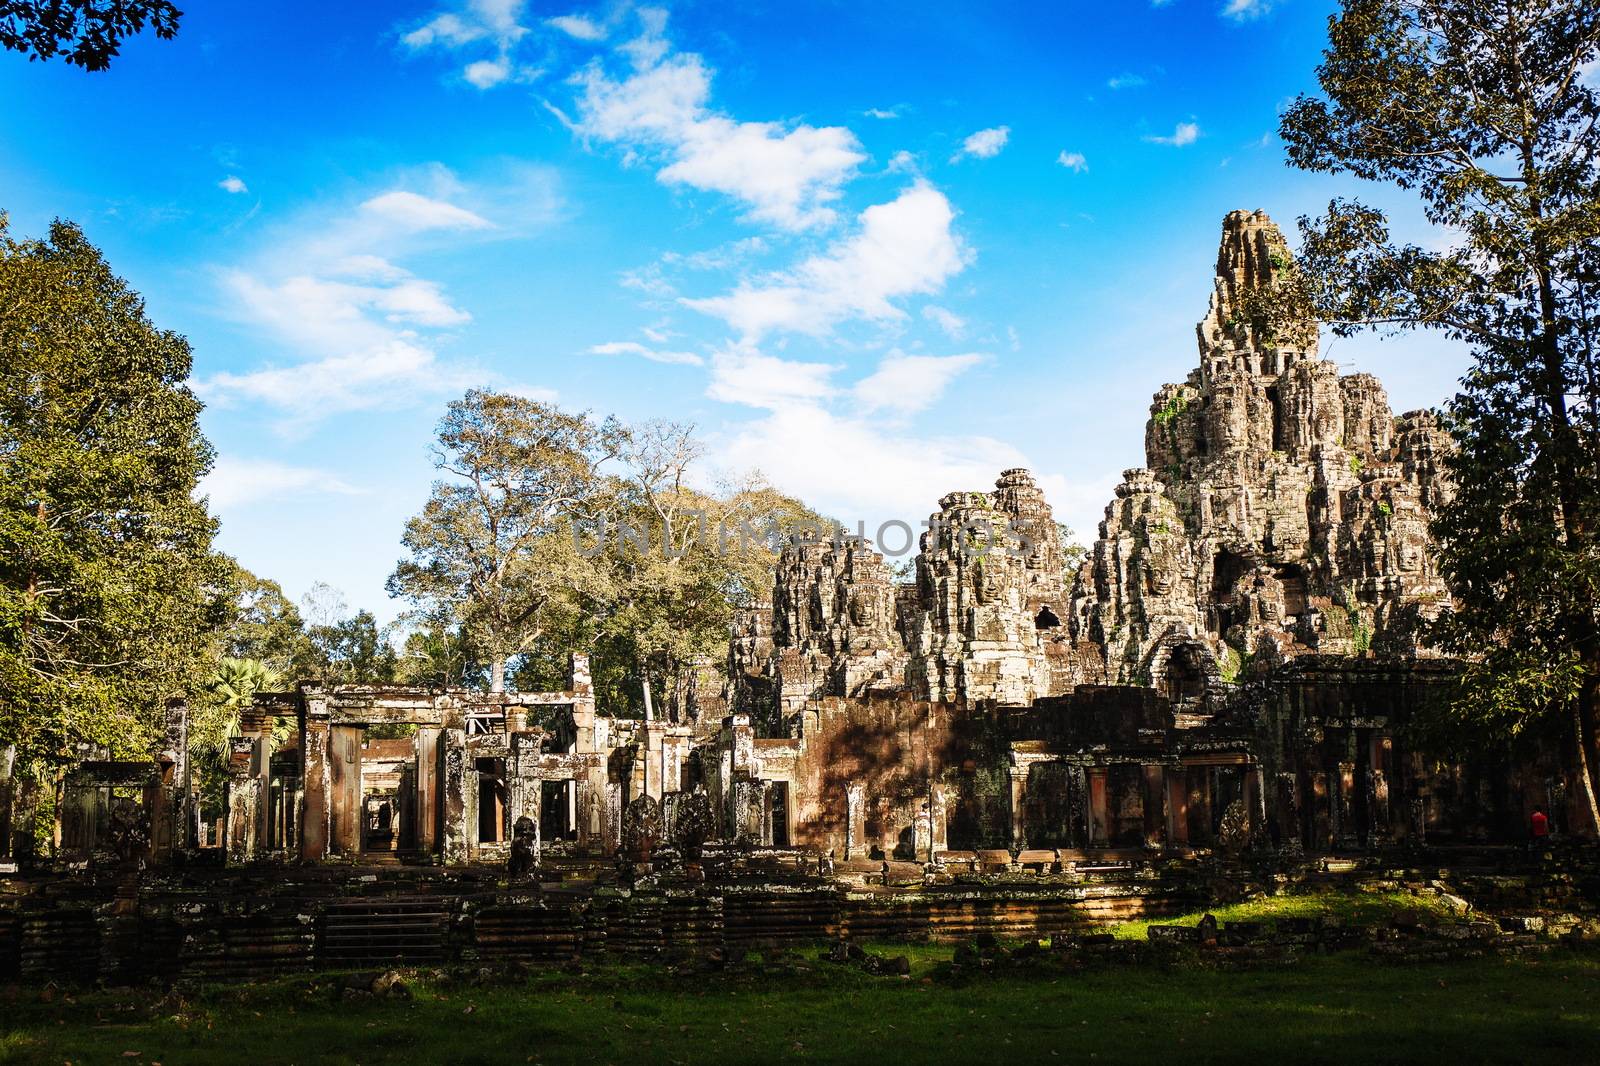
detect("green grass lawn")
[0,892,1591,1066]
[1108,889,1466,940]
[3,947,1599,1066]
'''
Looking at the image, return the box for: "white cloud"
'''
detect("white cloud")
[226,269,471,336]
[1106,73,1147,90]
[1056,150,1088,173]
[1144,121,1201,146]
[360,190,493,232]
[199,456,366,509]
[705,346,836,409]
[547,13,605,40]
[714,404,1032,525]
[587,340,704,366]
[663,235,768,271]
[951,125,1010,162]
[464,57,512,88]
[683,182,969,340]
[886,150,918,174]
[499,382,560,402]
[572,14,864,231]
[922,304,966,338]
[197,165,560,428]
[219,175,249,194]
[863,106,900,119]
[852,351,984,415]
[197,339,477,424]
[402,0,533,88]
[1222,0,1275,20]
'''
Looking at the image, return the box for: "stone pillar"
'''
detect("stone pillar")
[328,725,363,856]
[299,693,331,862]
[1087,769,1109,847]
[1335,761,1357,850]
[570,653,596,751]
[152,697,190,859]
[224,736,260,863]
[930,782,948,854]
[1007,767,1028,850]
[1368,733,1392,844]
[440,728,469,866]
[508,732,543,851]
[414,726,441,856]
[1275,772,1300,850]
[1167,770,1189,845]
[1309,770,1332,851]
[643,722,666,800]
[844,782,864,859]
[1142,764,1168,849]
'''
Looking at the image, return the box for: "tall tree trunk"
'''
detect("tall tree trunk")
[490,656,506,694]
[1577,671,1600,837]
[640,665,654,723]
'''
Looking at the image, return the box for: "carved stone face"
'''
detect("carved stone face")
[848,589,875,628]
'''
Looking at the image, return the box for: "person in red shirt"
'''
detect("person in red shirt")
[1530,805,1551,855]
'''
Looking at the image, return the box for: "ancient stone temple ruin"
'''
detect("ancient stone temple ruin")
[0,211,1578,887]
[1074,209,1455,691]
[735,211,1455,701]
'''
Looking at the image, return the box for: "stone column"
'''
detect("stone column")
[299,693,331,862]
[1368,733,1392,844]
[1310,770,1332,851]
[1087,769,1109,848]
[414,726,441,856]
[440,728,469,865]
[224,736,260,864]
[930,782,948,854]
[1142,764,1168,849]
[328,725,363,856]
[844,782,864,859]
[1335,761,1357,850]
[1167,769,1189,845]
[153,697,190,859]
[1007,767,1028,850]
[642,722,666,800]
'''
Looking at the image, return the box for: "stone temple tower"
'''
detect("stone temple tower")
[1068,210,1454,695]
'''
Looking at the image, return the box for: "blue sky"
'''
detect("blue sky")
[0,0,1472,624]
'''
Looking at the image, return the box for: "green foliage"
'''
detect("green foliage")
[1218,644,1251,683]
[585,420,827,717]
[1152,391,1188,427]
[0,0,181,71]
[0,216,230,767]
[1349,454,1363,474]
[1279,0,1600,821]
[387,391,624,692]
[1054,522,1087,572]
[220,565,304,673]
[1376,500,1392,517]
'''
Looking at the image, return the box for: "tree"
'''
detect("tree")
[586,421,826,719]
[1,0,181,71]
[0,215,230,767]
[1277,0,1600,828]
[290,584,397,684]
[388,391,623,692]
[395,620,484,689]
[219,563,304,674]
